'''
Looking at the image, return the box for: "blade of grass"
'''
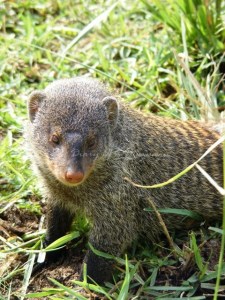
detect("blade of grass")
[144,208,202,221]
[125,134,225,189]
[144,285,193,291]
[117,255,130,300]
[20,253,36,300]
[48,278,88,299]
[213,135,225,299]
[88,243,115,260]
[45,231,80,250]
[61,2,118,58]
[190,232,205,276]
[146,197,177,256]
[72,278,112,299]
[24,290,64,299]
[117,256,139,300]
[208,227,224,235]
[196,164,225,195]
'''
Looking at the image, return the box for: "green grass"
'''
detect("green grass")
[0,0,225,299]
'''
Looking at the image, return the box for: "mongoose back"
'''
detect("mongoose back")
[27,77,223,284]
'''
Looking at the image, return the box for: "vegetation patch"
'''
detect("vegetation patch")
[0,0,225,299]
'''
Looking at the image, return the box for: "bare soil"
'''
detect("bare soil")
[0,204,83,299]
[0,204,224,299]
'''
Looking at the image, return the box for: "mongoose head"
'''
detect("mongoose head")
[27,77,118,186]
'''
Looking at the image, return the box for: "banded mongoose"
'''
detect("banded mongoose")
[27,77,223,284]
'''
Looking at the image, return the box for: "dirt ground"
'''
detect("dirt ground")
[0,204,84,299]
[0,204,224,299]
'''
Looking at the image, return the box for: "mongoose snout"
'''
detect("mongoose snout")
[46,131,96,186]
[65,168,84,184]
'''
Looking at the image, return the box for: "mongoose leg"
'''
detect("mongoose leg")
[80,215,135,284]
[81,249,114,284]
[44,203,75,261]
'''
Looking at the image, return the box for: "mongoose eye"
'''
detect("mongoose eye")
[50,134,60,145]
[86,137,97,149]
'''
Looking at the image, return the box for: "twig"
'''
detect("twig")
[147,197,177,258]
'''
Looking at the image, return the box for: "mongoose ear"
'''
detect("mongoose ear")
[102,96,118,129]
[28,91,46,123]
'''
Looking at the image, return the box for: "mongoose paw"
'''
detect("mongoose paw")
[43,237,68,263]
[80,250,113,285]
[31,261,47,276]
[31,242,67,276]
[31,249,66,276]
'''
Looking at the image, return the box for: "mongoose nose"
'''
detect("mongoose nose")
[65,169,84,183]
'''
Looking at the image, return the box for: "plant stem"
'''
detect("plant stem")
[213,136,225,299]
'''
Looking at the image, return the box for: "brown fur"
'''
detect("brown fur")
[26,77,223,284]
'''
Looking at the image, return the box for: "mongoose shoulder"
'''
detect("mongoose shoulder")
[27,77,223,284]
